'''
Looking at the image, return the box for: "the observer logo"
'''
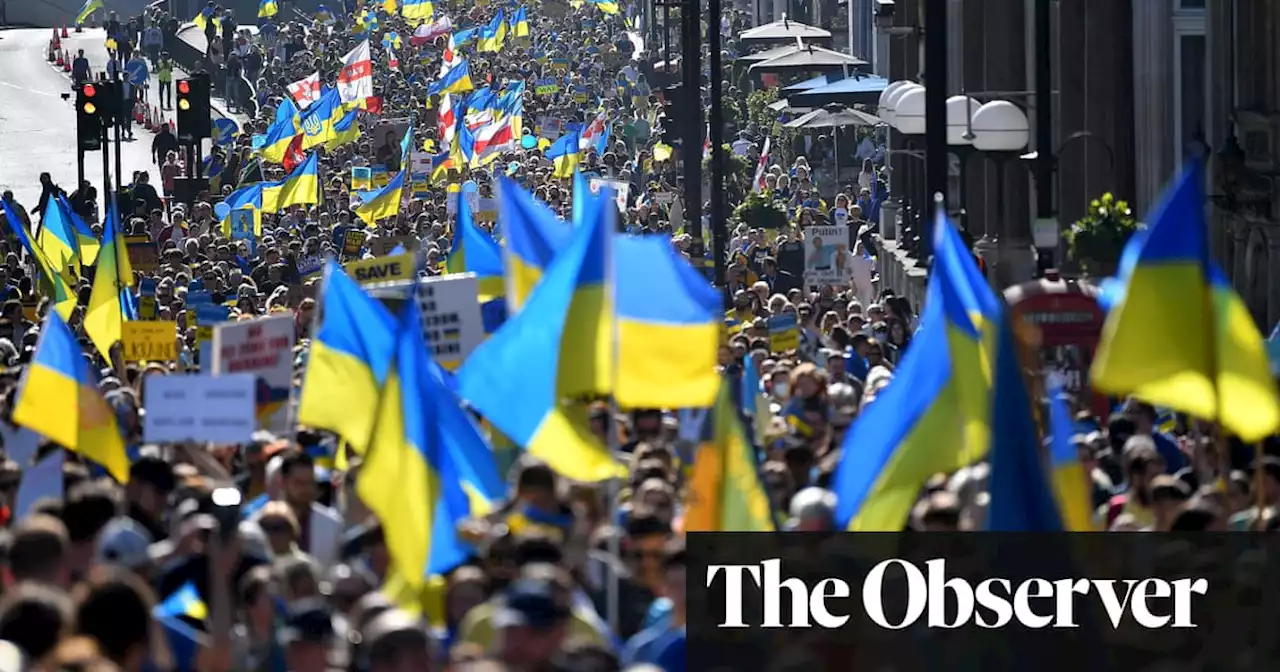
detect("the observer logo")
[707,558,1209,630]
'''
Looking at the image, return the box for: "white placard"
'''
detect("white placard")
[589,178,631,213]
[415,274,485,370]
[143,373,257,444]
[211,314,296,433]
[803,225,851,287]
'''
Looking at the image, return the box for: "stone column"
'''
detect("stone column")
[1130,0,1173,216]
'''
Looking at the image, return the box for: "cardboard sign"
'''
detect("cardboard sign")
[802,225,851,287]
[123,321,178,361]
[416,274,485,370]
[211,314,295,433]
[572,85,589,103]
[143,373,256,444]
[343,229,368,256]
[138,278,158,320]
[535,77,560,95]
[125,236,159,274]
[297,254,325,280]
[370,235,418,256]
[768,314,800,353]
[345,253,416,286]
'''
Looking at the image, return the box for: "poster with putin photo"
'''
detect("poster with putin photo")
[371,118,412,175]
[803,225,850,289]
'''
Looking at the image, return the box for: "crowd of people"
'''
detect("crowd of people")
[0,0,1276,670]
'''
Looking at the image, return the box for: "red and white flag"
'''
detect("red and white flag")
[287,72,321,109]
[702,123,711,162]
[337,40,373,104]
[440,35,461,77]
[438,92,457,145]
[752,137,772,193]
[472,117,514,166]
[387,47,400,70]
[282,134,307,172]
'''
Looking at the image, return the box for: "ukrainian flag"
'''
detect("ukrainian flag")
[1048,387,1094,531]
[360,286,504,587]
[76,0,104,24]
[326,108,362,151]
[356,169,407,225]
[429,60,474,95]
[258,0,278,18]
[1091,161,1280,442]
[299,88,342,151]
[263,152,320,213]
[497,176,573,312]
[429,151,453,184]
[684,376,775,532]
[546,131,581,179]
[586,0,620,14]
[458,185,623,482]
[831,213,999,531]
[984,310,1067,531]
[13,311,129,483]
[445,197,506,301]
[615,235,721,409]
[477,10,507,52]
[275,97,300,128]
[192,7,221,31]
[1,196,76,319]
[255,114,302,164]
[511,6,530,37]
[37,194,82,277]
[59,194,100,266]
[402,0,434,21]
[299,261,396,454]
[452,27,478,47]
[83,195,134,361]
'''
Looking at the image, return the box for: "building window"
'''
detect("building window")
[1173,2,1206,161]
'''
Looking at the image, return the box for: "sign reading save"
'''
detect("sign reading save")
[345,253,416,286]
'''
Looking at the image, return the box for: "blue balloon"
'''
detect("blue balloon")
[214,202,230,220]
[520,134,537,149]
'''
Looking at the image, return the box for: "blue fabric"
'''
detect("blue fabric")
[1152,432,1187,473]
[641,597,673,630]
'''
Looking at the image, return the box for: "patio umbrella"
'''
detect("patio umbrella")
[783,104,884,178]
[748,44,868,72]
[736,41,808,63]
[738,17,832,42]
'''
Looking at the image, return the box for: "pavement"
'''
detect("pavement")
[0,27,248,209]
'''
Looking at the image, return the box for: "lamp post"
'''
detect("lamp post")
[945,94,981,235]
[970,100,1030,273]
[893,85,927,257]
[923,0,949,261]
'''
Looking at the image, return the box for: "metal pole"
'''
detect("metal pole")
[681,0,702,243]
[922,0,947,257]
[847,0,855,57]
[113,74,124,202]
[101,119,111,220]
[77,149,86,195]
[1033,0,1055,271]
[708,0,725,286]
[662,1,671,66]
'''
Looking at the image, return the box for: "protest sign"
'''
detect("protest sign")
[417,274,485,370]
[143,373,256,445]
[343,229,368,256]
[589,178,630,213]
[370,235,418,256]
[535,77,560,95]
[138,278,158,319]
[297,254,325,280]
[346,253,416,286]
[125,236,159,274]
[803,225,850,287]
[123,321,177,361]
[572,85,589,103]
[196,303,232,368]
[228,208,258,255]
[212,314,295,433]
[768,314,800,353]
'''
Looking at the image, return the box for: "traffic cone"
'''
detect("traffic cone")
[62,50,71,72]
[47,42,55,62]
[61,26,69,39]
[55,49,64,67]
[51,28,58,43]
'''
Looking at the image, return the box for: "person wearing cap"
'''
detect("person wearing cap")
[492,575,571,670]
[785,487,836,532]
[279,598,335,671]
[94,517,156,577]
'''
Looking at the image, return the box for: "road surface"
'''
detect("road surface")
[0,27,246,212]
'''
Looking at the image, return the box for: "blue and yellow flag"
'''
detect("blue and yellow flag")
[1048,387,1094,531]
[546,131,581,179]
[452,27,478,47]
[255,114,302,164]
[356,169,407,225]
[585,0,620,14]
[497,177,573,311]
[299,88,342,150]
[445,197,505,300]
[360,285,504,587]
[76,0,104,24]
[326,107,362,150]
[511,7,530,37]
[402,0,434,21]
[298,261,396,454]
[831,213,999,531]
[263,152,321,213]
[192,7,221,31]
[1091,161,1280,442]
[684,376,775,532]
[458,185,622,482]
[13,310,129,483]
[477,10,508,52]
[615,235,721,409]
[258,0,278,18]
[58,194,100,266]
[429,60,474,96]
[83,194,134,360]
[36,194,83,277]
[2,198,76,318]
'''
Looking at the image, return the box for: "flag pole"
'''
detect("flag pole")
[603,177,622,635]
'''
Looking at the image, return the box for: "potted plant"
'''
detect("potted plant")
[1065,192,1139,277]
[733,191,789,230]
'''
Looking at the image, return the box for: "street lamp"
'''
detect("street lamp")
[946,95,980,233]
[971,101,1030,249]
[893,86,926,136]
[877,80,914,127]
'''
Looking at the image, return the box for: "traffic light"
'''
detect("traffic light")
[76,83,103,151]
[175,74,211,143]
[659,85,683,146]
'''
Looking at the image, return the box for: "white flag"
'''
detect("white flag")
[287,71,321,109]
[337,40,373,104]
[753,137,772,193]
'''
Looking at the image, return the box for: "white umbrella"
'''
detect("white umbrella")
[738,17,832,42]
[749,43,868,71]
[783,107,882,129]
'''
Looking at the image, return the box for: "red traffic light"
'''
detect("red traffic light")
[178,80,191,95]
[83,84,96,97]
